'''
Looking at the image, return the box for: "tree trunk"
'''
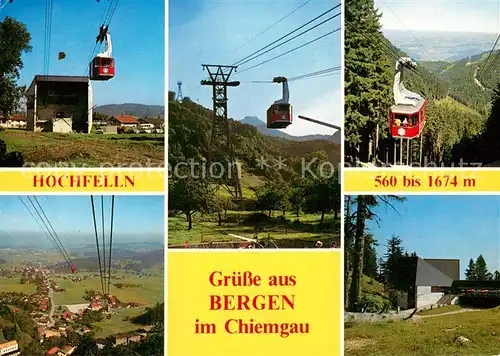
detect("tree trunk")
[224,209,227,220]
[187,213,193,230]
[320,211,325,224]
[295,208,299,218]
[344,198,351,307]
[334,209,338,220]
[348,196,367,311]
[218,212,222,226]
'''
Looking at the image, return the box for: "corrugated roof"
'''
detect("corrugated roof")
[416,258,454,287]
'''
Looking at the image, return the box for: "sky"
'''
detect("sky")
[0,195,164,246]
[168,0,342,136]
[364,195,500,279]
[375,0,500,34]
[1,0,164,106]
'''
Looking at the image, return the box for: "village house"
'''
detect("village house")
[57,345,75,356]
[0,113,27,129]
[44,330,61,338]
[0,341,21,356]
[46,347,60,356]
[109,115,139,128]
[113,332,142,346]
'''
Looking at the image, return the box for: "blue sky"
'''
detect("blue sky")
[168,0,342,136]
[0,195,164,245]
[376,0,500,33]
[1,0,164,106]
[364,195,500,279]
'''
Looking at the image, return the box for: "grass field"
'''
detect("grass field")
[0,277,37,294]
[345,307,500,355]
[168,210,340,247]
[1,130,164,166]
[53,274,164,306]
[94,307,146,338]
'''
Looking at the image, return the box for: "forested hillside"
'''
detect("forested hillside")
[168,93,340,180]
[345,0,494,166]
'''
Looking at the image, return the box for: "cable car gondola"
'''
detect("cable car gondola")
[267,76,292,129]
[89,25,115,81]
[70,266,77,274]
[388,57,427,139]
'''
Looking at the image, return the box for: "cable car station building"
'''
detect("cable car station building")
[26,75,93,133]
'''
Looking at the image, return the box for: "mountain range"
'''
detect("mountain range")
[96,103,164,118]
[239,116,341,144]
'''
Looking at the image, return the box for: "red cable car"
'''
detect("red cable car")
[70,266,77,274]
[389,99,427,139]
[90,56,115,80]
[90,26,115,81]
[389,57,426,139]
[267,77,292,129]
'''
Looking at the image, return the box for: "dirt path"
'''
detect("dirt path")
[421,308,481,318]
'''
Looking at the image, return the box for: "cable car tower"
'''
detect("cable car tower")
[201,64,242,201]
[176,81,183,102]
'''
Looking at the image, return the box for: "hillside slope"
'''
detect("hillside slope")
[96,103,164,118]
[239,116,341,144]
[168,98,340,179]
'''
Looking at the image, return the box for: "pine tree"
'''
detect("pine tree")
[465,258,477,280]
[475,255,490,280]
[363,233,378,279]
[344,0,392,162]
[494,270,500,281]
[381,235,404,287]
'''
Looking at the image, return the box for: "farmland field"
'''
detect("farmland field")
[1,130,164,166]
[0,277,37,294]
[53,274,164,306]
[94,307,147,338]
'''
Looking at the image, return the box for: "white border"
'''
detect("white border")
[164,0,169,354]
[340,0,345,354]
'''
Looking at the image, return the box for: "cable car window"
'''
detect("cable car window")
[101,58,112,66]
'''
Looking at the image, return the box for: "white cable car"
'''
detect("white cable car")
[389,57,427,139]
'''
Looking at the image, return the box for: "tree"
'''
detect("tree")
[168,178,216,230]
[289,182,306,218]
[347,195,405,311]
[73,334,99,356]
[344,0,392,162]
[475,255,490,280]
[0,17,32,116]
[254,179,290,217]
[494,270,500,281]
[465,258,477,280]
[363,233,378,279]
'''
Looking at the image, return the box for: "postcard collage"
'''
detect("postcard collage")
[2,0,500,355]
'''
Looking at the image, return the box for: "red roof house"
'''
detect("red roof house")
[111,115,139,126]
[47,347,60,355]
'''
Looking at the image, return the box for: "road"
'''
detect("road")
[421,308,481,318]
[48,287,55,327]
[474,67,486,90]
